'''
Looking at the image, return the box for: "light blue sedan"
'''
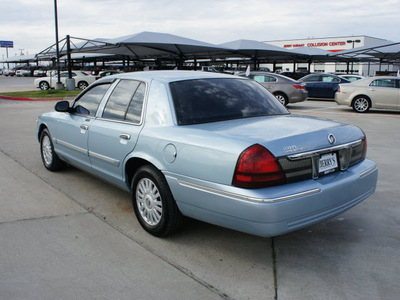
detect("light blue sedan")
[37,71,378,237]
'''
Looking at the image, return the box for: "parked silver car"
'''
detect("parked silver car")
[239,72,308,106]
[36,71,377,237]
[335,76,400,112]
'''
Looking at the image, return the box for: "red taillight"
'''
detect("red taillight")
[361,133,367,160]
[232,144,286,189]
[293,84,305,90]
[337,86,341,93]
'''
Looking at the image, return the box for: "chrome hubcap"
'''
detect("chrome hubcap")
[136,178,163,226]
[42,135,53,166]
[354,98,368,111]
[275,95,285,105]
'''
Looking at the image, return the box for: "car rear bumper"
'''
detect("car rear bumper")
[289,90,308,103]
[335,93,352,106]
[165,159,378,237]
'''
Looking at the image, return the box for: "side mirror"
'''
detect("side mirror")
[55,101,70,112]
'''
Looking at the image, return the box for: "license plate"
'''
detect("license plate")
[319,153,338,175]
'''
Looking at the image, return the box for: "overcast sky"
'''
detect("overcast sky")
[2,0,400,57]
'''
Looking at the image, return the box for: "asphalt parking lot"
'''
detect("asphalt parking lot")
[1,81,399,299]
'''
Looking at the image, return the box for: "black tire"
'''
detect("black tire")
[274,92,288,106]
[352,96,371,113]
[77,81,88,90]
[131,165,184,237]
[40,128,65,171]
[39,81,50,90]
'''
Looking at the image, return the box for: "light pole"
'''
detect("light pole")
[54,0,63,89]
[347,39,361,74]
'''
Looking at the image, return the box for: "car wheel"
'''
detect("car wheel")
[131,165,184,237]
[352,96,371,113]
[39,81,50,90]
[78,81,88,90]
[40,128,65,171]
[274,93,288,106]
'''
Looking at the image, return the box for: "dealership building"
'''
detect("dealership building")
[263,35,398,76]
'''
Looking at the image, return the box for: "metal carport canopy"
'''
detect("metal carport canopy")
[0,54,37,63]
[328,41,400,61]
[70,31,234,60]
[218,39,301,61]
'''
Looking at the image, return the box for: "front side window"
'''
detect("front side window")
[169,78,288,125]
[73,83,111,116]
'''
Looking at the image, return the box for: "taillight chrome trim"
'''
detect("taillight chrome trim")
[286,139,364,179]
[287,139,363,160]
[178,179,321,203]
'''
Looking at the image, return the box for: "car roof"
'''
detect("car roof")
[368,76,400,80]
[237,71,297,82]
[101,70,238,84]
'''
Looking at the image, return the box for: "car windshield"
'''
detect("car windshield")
[169,78,289,125]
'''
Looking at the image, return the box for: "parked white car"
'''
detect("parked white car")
[335,76,400,112]
[34,71,96,90]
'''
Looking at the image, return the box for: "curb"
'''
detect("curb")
[0,95,63,101]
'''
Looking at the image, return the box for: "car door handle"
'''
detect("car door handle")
[119,134,131,140]
[80,124,89,130]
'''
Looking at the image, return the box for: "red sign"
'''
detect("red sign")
[283,41,347,49]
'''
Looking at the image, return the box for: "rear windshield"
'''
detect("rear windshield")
[169,78,289,125]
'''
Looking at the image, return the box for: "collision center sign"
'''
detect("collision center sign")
[283,41,346,48]
[0,41,14,48]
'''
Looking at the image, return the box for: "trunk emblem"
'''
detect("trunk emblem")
[328,134,336,144]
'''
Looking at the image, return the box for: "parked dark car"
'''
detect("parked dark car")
[3,69,16,76]
[299,73,350,99]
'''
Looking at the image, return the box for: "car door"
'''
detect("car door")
[321,75,342,98]
[303,75,322,98]
[251,75,276,92]
[368,78,400,109]
[88,79,146,185]
[53,83,111,168]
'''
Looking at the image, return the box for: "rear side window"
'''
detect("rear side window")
[304,75,320,82]
[74,83,111,116]
[370,79,397,88]
[169,78,288,125]
[251,75,277,83]
[102,80,145,123]
[322,76,340,83]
